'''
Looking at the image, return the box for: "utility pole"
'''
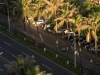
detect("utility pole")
[73,32,76,68]
[66,31,77,68]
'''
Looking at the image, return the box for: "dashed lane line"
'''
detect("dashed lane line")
[12,54,18,59]
[21,52,29,57]
[42,64,52,70]
[3,41,11,46]
[0,68,3,71]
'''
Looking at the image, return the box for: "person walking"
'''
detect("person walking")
[35,42,39,48]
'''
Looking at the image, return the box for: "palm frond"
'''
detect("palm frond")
[43,0,54,7]
[54,17,64,21]
[68,18,75,24]
[27,0,32,4]
[79,25,89,31]
[54,20,64,32]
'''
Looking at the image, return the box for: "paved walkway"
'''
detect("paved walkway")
[0,12,100,74]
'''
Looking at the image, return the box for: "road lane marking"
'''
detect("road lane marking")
[22,52,29,57]
[0,56,11,63]
[0,68,3,71]
[42,64,52,70]
[4,41,11,46]
[12,54,18,59]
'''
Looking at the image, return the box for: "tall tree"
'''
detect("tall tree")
[80,12,100,54]
[53,2,78,31]
[78,12,100,72]
[5,55,52,75]
[89,12,100,54]
[11,0,35,39]
[33,0,46,50]
[53,2,78,60]
[44,0,65,57]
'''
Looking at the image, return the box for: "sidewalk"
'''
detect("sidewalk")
[0,12,100,74]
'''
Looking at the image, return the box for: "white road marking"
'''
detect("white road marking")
[42,64,52,70]
[4,41,11,46]
[1,56,11,63]
[22,52,29,56]
[12,54,18,59]
[0,68,3,71]
[0,52,3,55]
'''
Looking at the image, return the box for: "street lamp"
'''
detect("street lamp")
[66,31,77,68]
[0,3,10,33]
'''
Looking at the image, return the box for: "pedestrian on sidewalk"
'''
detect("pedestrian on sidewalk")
[35,42,39,48]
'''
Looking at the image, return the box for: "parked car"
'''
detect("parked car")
[90,47,100,52]
[32,16,45,26]
[32,19,45,26]
[61,48,66,52]
[47,28,54,33]
[64,29,70,34]
[84,43,93,50]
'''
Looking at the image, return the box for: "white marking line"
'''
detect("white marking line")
[12,54,18,59]
[0,68,3,71]
[4,41,11,46]
[42,64,52,70]
[22,52,29,56]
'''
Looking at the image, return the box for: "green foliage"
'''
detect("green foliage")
[4,54,52,75]
[80,0,100,17]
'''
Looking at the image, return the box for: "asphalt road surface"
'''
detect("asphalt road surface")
[0,59,7,75]
[0,32,77,75]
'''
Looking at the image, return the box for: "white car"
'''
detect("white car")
[57,29,69,34]
[32,19,45,26]
[90,47,100,52]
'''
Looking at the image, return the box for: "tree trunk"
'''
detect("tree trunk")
[23,18,26,39]
[36,26,44,47]
[55,20,58,57]
[27,17,34,40]
[95,30,98,54]
[94,30,98,73]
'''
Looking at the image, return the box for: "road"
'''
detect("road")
[0,59,7,75]
[0,32,77,75]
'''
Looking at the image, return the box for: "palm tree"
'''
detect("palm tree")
[44,0,65,57]
[32,0,46,50]
[73,14,84,73]
[5,55,36,75]
[53,2,79,60]
[53,2,78,35]
[79,12,100,72]
[5,55,52,75]
[11,0,35,39]
[89,12,100,54]
[80,12,100,54]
